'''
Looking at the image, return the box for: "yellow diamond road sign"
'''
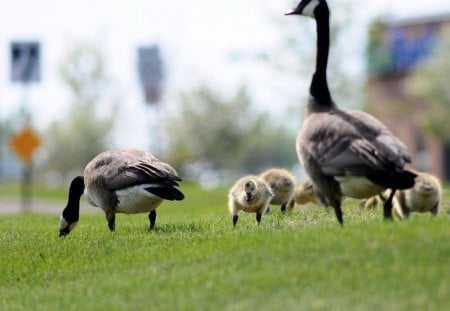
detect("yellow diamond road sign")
[10,126,41,163]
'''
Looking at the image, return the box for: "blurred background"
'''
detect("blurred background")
[1,0,450,194]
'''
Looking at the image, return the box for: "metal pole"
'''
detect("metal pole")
[21,161,32,212]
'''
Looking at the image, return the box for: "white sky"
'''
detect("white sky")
[1,0,450,150]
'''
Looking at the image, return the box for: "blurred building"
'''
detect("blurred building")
[366,13,450,181]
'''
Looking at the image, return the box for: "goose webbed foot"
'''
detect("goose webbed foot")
[149,210,157,230]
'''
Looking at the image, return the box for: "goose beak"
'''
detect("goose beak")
[285,9,299,15]
[246,192,252,203]
[59,228,70,237]
[285,0,308,15]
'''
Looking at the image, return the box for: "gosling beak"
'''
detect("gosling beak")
[246,192,252,203]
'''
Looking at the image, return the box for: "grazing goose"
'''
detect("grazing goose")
[59,149,184,236]
[286,0,416,225]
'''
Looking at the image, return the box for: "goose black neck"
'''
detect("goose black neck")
[62,176,85,222]
[310,6,332,104]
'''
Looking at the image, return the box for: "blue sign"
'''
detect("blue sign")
[10,41,41,83]
[137,45,163,104]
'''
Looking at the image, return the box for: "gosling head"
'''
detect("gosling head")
[244,180,257,203]
[303,179,315,194]
[414,175,438,196]
[285,0,328,18]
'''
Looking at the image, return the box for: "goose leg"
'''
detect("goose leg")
[330,200,343,226]
[430,203,439,216]
[281,203,287,214]
[256,212,262,225]
[106,213,115,232]
[149,210,157,230]
[383,189,396,220]
[232,215,239,227]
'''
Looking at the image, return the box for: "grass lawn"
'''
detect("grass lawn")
[0,182,449,310]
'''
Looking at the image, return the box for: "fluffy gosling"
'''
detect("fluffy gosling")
[260,168,296,214]
[359,172,441,219]
[228,175,273,227]
[393,172,441,219]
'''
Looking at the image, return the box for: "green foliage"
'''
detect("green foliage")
[407,29,450,142]
[41,42,118,179]
[0,191,449,311]
[164,86,296,176]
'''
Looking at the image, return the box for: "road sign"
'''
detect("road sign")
[10,41,41,83]
[137,45,163,104]
[10,126,41,163]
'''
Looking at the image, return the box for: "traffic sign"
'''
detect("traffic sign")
[10,41,41,83]
[10,126,41,163]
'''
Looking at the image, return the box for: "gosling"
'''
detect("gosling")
[393,172,441,219]
[260,168,296,214]
[359,172,441,219]
[290,179,322,209]
[228,175,273,227]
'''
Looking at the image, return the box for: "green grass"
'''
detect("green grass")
[1,183,449,311]
[0,181,68,200]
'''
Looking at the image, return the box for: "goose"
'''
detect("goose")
[59,149,184,236]
[260,168,296,214]
[228,175,273,227]
[286,0,416,225]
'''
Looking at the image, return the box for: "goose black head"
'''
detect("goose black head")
[59,176,84,237]
[59,214,78,237]
[285,0,328,18]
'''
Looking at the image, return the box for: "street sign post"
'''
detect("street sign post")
[10,126,41,212]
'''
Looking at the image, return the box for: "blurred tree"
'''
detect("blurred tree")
[407,29,450,142]
[164,86,296,181]
[41,42,118,180]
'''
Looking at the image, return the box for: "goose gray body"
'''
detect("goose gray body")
[59,149,184,236]
[287,0,416,224]
[298,106,413,201]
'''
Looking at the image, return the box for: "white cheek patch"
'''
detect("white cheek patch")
[59,215,78,231]
[59,214,69,230]
[303,0,320,17]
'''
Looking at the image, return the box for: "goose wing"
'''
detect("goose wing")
[87,150,183,200]
[302,110,414,188]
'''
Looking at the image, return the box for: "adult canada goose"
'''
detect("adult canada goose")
[59,149,184,236]
[286,0,416,225]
